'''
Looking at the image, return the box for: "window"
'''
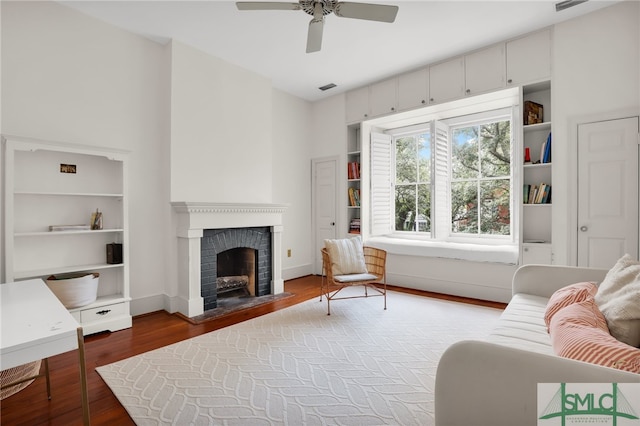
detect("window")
[394,130,431,233]
[372,108,514,243]
[450,119,511,236]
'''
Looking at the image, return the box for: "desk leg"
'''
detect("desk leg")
[77,327,90,425]
[44,358,51,399]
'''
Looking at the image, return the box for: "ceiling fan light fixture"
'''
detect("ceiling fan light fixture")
[555,0,588,12]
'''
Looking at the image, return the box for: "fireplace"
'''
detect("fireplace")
[201,227,272,311]
[172,202,287,318]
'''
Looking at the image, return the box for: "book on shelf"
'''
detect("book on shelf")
[349,218,361,234]
[348,187,361,206]
[540,132,552,164]
[348,161,360,180]
[49,224,91,231]
[523,183,551,204]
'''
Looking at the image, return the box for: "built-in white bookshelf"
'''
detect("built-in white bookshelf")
[2,135,132,335]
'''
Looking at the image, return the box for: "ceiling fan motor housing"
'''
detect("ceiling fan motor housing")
[300,0,337,16]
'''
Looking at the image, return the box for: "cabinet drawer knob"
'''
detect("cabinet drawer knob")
[507,78,513,84]
[96,309,111,316]
[466,89,471,94]
[391,107,395,111]
[430,98,434,102]
[421,100,426,104]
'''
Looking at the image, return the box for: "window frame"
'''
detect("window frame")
[378,107,516,245]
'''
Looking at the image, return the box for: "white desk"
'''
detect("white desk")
[1,278,90,424]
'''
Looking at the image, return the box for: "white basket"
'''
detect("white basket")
[46,272,99,309]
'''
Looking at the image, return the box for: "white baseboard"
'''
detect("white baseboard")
[130,293,166,316]
[282,263,313,281]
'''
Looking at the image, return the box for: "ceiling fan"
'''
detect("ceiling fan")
[236,1,399,53]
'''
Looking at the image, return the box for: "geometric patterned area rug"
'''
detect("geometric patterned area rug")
[96,288,502,425]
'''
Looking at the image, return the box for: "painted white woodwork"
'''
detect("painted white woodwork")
[577,117,639,268]
[520,81,553,265]
[506,28,552,86]
[398,67,429,112]
[465,43,506,96]
[171,202,287,318]
[346,125,362,237]
[429,57,465,104]
[312,157,338,274]
[370,77,398,117]
[522,243,552,264]
[345,86,370,123]
[2,135,132,335]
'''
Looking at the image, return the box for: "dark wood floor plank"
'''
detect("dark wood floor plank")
[1,275,504,425]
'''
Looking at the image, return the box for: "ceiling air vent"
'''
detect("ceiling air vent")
[318,83,337,91]
[555,0,588,12]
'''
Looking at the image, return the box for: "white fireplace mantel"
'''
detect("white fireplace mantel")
[172,202,288,317]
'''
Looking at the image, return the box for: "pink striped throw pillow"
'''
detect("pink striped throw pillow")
[549,298,640,374]
[544,282,598,330]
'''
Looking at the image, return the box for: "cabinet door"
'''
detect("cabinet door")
[345,86,370,123]
[465,44,505,96]
[398,68,429,111]
[522,243,552,265]
[370,77,398,117]
[506,29,551,86]
[429,57,464,104]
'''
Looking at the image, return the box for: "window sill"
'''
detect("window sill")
[365,236,519,265]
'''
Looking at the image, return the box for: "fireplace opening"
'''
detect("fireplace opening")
[217,247,256,298]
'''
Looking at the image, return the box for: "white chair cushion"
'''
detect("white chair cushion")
[324,236,368,276]
[334,273,379,283]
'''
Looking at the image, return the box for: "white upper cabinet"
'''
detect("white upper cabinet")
[346,86,371,123]
[506,28,552,86]
[429,57,465,104]
[398,67,429,111]
[465,43,506,95]
[370,77,398,117]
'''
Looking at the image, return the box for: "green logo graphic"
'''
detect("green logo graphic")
[539,383,639,426]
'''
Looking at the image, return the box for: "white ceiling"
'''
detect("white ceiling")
[59,0,619,102]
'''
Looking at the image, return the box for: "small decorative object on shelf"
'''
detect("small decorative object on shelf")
[524,147,531,164]
[106,243,123,264]
[91,208,103,230]
[524,101,543,125]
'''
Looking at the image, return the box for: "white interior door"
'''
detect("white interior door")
[577,116,639,268]
[312,157,337,275]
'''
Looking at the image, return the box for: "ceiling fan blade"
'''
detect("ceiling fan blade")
[306,18,324,53]
[334,2,399,23]
[236,2,300,11]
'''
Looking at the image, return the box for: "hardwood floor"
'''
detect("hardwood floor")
[0,276,505,425]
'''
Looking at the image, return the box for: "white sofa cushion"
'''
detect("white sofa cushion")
[486,293,554,356]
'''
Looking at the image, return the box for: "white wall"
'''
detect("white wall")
[272,89,313,279]
[169,40,273,203]
[552,0,640,266]
[1,1,171,315]
[306,1,640,303]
